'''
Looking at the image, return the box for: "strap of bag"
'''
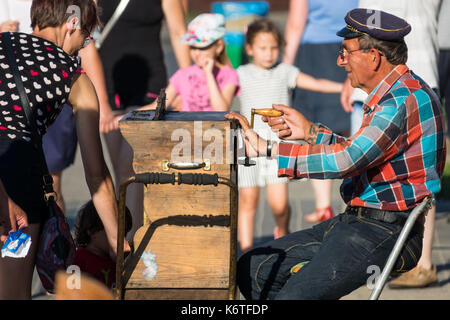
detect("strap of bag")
[95,0,130,49]
[3,32,56,200]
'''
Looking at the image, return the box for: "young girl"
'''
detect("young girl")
[237,19,343,253]
[73,201,132,289]
[132,13,239,112]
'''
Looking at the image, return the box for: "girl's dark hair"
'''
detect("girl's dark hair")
[74,200,132,247]
[31,0,100,35]
[245,18,285,47]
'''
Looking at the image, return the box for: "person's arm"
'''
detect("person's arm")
[68,73,129,257]
[0,180,29,243]
[273,102,405,180]
[226,101,404,180]
[162,0,191,68]
[78,41,116,133]
[282,0,308,65]
[296,72,344,93]
[202,59,237,111]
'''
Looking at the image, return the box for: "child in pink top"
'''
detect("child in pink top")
[170,63,238,111]
[137,13,239,112]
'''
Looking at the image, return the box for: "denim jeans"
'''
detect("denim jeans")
[237,212,423,300]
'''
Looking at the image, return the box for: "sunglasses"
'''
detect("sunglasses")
[82,37,93,49]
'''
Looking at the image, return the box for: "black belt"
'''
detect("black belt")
[345,206,424,235]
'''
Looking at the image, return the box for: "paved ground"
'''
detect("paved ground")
[32,10,450,300]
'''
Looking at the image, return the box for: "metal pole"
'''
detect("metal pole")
[115,176,136,299]
[369,196,432,300]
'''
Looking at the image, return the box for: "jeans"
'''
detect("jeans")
[237,212,423,300]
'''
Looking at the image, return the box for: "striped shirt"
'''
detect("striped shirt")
[237,63,299,140]
[278,65,446,211]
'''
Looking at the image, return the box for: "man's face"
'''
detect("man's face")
[337,38,371,91]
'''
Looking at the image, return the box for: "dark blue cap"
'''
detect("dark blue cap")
[337,8,411,41]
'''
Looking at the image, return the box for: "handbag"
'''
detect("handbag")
[3,32,76,293]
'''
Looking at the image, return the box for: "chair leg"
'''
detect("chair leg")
[368,196,433,300]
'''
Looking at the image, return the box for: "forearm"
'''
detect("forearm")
[316,79,344,93]
[205,72,230,111]
[283,0,308,64]
[163,0,191,68]
[283,26,303,65]
[171,34,191,68]
[86,167,119,251]
[79,42,112,113]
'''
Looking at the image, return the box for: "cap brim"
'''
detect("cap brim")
[336,26,363,39]
[180,33,219,48]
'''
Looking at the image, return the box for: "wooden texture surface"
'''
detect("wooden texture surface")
[119,115,238,295]
[124,224,230,288]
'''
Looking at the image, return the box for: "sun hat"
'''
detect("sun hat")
[180,13,226,48]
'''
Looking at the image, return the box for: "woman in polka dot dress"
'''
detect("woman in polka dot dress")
[0,0,130,299]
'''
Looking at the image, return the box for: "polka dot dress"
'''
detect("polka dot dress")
[0,32,79,142]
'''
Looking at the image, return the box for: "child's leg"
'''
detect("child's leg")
[266,183,290,238]
[238,187,260,253]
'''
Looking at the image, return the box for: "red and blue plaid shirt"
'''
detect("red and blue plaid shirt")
[278,65,446,211]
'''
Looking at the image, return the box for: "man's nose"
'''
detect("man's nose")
[337,54,346,67]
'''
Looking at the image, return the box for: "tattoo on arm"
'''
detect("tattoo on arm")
[306,124,319,144]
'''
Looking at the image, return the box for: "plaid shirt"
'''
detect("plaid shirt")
[278,65,446,211]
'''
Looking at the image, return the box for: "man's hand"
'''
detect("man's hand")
[340,76,354,113]
[224,112,267,157]
[262,104,318,143]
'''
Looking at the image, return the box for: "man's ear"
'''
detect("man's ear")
[369,48,383,71]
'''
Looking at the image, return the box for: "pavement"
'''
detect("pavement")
[32,10,450,300]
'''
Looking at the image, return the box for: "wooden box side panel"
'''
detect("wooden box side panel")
[125,224,230,289]
[120,121,236,174]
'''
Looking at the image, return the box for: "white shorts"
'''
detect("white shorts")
[238,157,287,188]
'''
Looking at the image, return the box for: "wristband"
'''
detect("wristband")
[266,140,273,159]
